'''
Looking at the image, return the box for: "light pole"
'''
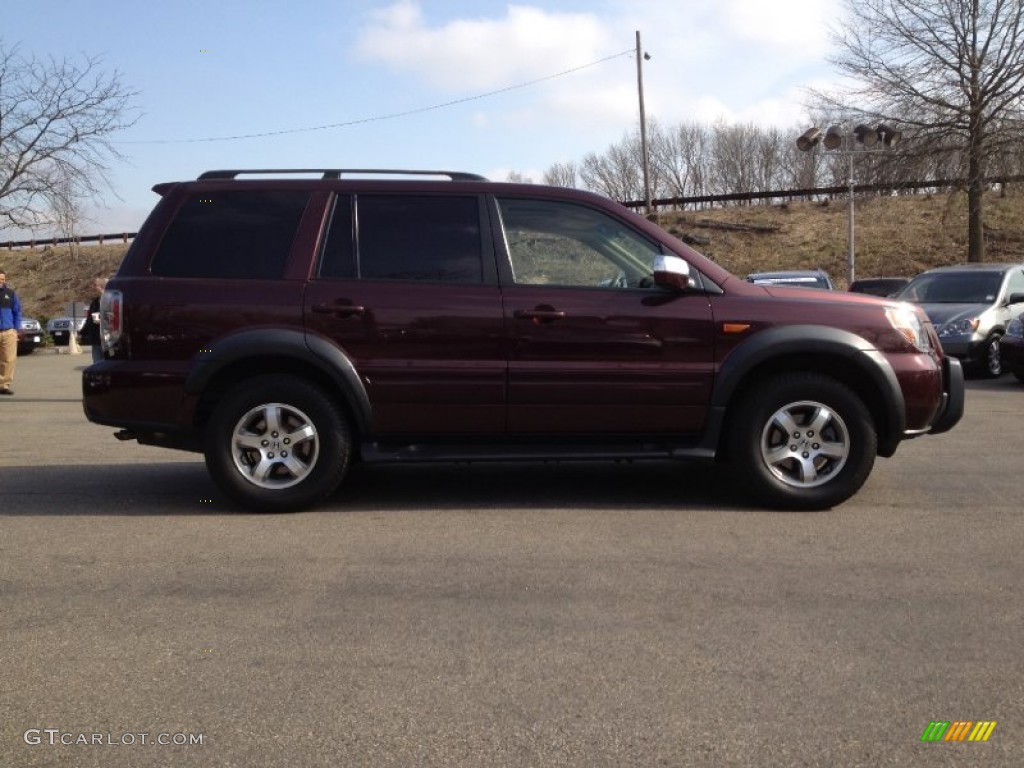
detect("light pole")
[635,30,652,216]
[796,123,901,284]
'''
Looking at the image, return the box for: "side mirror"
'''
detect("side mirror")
[652,254,695,292]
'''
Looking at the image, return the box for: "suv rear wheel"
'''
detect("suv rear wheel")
[204,375,352,512]
[729,373,876,510]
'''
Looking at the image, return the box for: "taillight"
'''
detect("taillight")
[100,289,123,352]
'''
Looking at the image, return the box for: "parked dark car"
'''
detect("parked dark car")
[1001,313,1024,383]
[17,317,44,355]
[746,270,834,290]
[83,169,964,513]
[892,263,1024,377]
[848,277,909,297]
[47,316,86,346]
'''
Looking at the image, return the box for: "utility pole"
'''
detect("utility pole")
[635,30,652,216]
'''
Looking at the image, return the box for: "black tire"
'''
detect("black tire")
[729,373,877,510]
[1014,370,1024,384]
[204,375,352,512]
[979,334,1003,378]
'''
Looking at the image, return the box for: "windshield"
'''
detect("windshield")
[895,272,1002,304]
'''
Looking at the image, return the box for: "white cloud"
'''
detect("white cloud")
[724,0,837,54]
[350,0,843,160]
[354,1,614,90]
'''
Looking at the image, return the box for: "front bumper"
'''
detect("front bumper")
[936,335,983,363]
[17,333,43,352]
[929,356,964,435]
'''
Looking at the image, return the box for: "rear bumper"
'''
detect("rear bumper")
[82,360,192,433]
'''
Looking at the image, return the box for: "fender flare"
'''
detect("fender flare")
[712,325,906,454]
[183,328,373,433]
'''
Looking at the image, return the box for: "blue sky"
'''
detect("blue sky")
[5,0,842,236]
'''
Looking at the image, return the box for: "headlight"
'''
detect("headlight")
[938,317,979,337]
[885,304,931,350]
[1006,318,1024,338]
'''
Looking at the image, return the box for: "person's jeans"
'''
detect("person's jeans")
[91,344,104,363]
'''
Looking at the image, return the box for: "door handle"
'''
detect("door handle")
[312,303,366,318]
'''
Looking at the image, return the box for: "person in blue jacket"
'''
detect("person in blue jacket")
[0,269,22,395]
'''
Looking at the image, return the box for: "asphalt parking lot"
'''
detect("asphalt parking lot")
[2,350,1021,767]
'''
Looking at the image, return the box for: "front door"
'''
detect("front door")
[495,196,715,436]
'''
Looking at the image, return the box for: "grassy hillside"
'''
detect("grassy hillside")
[4,188,1024,321]
[2,243,127,322]
[659,188,1024,283]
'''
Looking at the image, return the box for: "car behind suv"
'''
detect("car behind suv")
[746,270,834,290]
[18,317,44,354]
[47,316,86,346]
[848,277,909,297]
[83,169,964,512]
[892,263,1024,377]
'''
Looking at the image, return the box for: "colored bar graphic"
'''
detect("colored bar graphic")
[944,721,973,741]
[969,721,997,742]
[921,720,996,742]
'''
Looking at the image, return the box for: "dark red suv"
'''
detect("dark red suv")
[82,169,964,512]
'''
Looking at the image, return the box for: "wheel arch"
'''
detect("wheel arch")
[713,326,906,458]
[185,328,372,438]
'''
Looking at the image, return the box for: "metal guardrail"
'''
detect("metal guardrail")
[620,175,1024,210]
[1,231,136,250]
[3,174,1021,249]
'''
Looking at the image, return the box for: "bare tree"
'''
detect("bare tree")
[48,170,87,260]
[650,122,711,205]
[710,122,760,201]
[505,170,533,184]
[579,132,645,201]
[819,0,1024,261]
[0,42,138,232]
[542,161,578,188]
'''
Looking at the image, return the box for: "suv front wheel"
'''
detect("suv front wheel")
[729,373,877,510]
[204,375,352,512]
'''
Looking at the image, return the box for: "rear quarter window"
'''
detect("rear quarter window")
[151,190,310,279]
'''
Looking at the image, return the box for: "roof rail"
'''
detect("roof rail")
[197,169,488,181]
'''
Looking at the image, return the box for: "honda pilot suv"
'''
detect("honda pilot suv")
[82,169,964,512]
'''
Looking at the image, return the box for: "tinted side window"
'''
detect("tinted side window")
[497,198,662,289]
[152,190,310,279]
[356,195,483,282]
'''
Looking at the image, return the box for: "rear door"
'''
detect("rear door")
[494,196,716,436]
[304,193,506,437]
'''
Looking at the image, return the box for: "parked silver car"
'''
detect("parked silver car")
[746,269,834,290]
[46,316,86,346]
[892,263,1024,377]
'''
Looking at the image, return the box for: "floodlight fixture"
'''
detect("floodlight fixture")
[823,125,844,150]
[792,120,903,286]
[797,127,822,152]
[853,124,879,146]
[877,124,902,147]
